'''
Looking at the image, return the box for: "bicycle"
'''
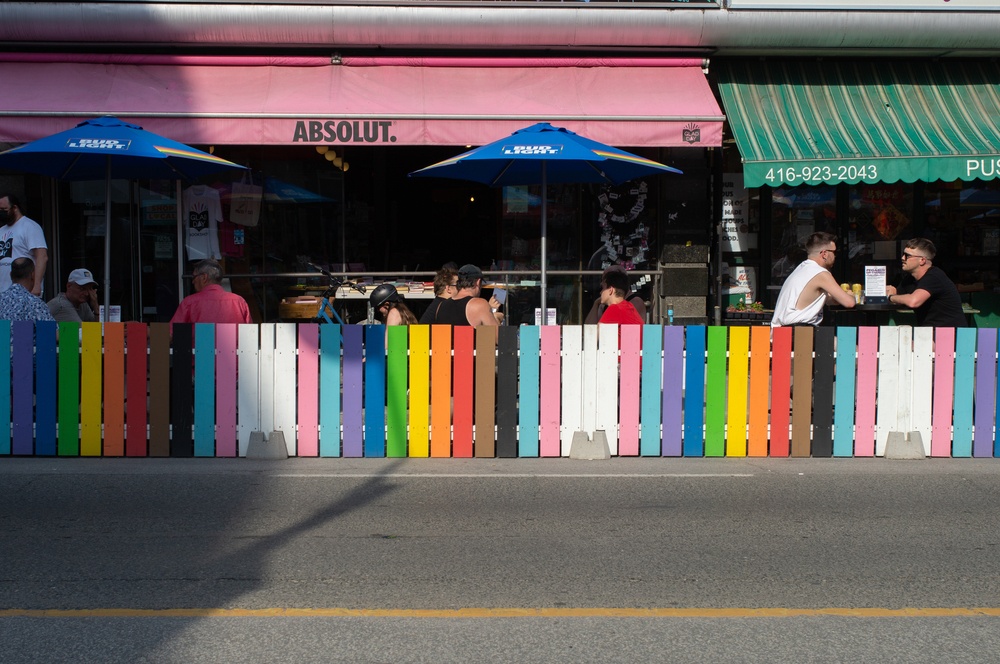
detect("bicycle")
[306,263,367,325]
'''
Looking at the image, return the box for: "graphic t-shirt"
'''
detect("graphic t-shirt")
[182,185,223,261]
[0,216,47,292]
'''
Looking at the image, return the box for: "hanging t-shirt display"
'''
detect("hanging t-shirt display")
[182,184,222,261]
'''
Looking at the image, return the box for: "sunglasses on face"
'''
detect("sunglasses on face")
[902,251,925,261]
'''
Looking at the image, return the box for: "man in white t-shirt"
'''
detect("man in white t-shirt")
[771,232,856,327]
[0,193,48,295]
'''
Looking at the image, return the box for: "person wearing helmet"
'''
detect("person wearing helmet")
[370,283,417,325]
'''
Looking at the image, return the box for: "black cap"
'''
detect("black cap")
[458,264,491,285]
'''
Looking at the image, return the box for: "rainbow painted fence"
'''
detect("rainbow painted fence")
[1,321,998,458]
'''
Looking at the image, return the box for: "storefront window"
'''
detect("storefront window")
[769,185,837,288]
[846,183,915,287]
[923,182,1000,289]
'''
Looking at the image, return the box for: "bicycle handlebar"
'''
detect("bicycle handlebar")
[308,263,366,295]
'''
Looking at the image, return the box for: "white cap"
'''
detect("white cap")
[68,268,98,287]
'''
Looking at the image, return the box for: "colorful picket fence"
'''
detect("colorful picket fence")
[1,321,998,458]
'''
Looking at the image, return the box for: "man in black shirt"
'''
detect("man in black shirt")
[886,238,966,327]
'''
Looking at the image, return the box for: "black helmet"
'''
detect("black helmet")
[369,283,399,308]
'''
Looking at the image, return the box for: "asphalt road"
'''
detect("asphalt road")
[3,457,1000,663]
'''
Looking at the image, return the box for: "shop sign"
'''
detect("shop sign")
[722,172,757,251]
[292,120,396,144]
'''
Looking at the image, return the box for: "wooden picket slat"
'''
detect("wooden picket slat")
[704,326,728,457]
[790,326,814,458]
[409,324,431,458]
[953,328,976,457]
[832,327,858,457]
[495,326,519,458]
[811,326,835,458]
[452,326,474,458]
[386,325,408,458]
[429,325,453,458]
[683,326,707,457]
[13,321,36,454]
[364,325,387,458]
[559,326,581,457]
[148,324,171,457]
[237,324,260,456]
[297,323,320,457]
[769,326,793,457]
[342,325,364,457]
[474,325,497,458]
[973,328,997,457]
[193,323,216,457]
[911,327,934,456]
[639,325,663,457]
[56,321,80,456]
[215,324,239,458]
[80,322,103,456]
[319,324,342,457]
[34,321,57,456]
[126,323,149,457]
[273,324,297,456]
[539,325,561,457]
[518,325,540,458]
[875,326,900,457]
[102,323,126,457]
[618,324,642,456]
[257,324,276,440]
[0,322,10,455]
[854,327,879,457]
[596,325,620,455]
[662,326,684,457]
[581,326,599,443]
[747,326,771,457]
[931,327,956,457]
[725,326,749,457]
[170,323,194,457]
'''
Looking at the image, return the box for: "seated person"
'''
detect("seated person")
[370,284,418,325]
[585,265,646,324]
[170,259,253,325]
[599,269,645,325]
[48,268,99,322]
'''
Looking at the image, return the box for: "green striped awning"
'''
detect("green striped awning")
[717,61,1000,189]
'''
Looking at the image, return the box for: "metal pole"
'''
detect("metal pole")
[540,161,547,321]
[102,157,111,322]
[341,170,347,276]
[176,180,184,305]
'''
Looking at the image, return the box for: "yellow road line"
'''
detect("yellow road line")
[3,608,1000,618]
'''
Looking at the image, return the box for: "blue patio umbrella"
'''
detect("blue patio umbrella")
[0,116,246,319]
[409,122,682,315]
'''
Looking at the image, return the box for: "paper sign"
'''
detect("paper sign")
[534,307,557,325]
[864,265,887,298]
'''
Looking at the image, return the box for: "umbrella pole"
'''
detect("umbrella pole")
[176,181,184,308]
[103,157,111,323]
[540,161,547,321]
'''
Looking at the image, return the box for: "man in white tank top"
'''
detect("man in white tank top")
[771,232,857,327]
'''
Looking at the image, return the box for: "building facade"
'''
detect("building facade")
[1,1,999,325]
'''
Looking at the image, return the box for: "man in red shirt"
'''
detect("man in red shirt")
[170,259,253,325]
[599,269,645,325]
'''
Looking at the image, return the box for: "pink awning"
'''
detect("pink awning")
[0,62,723,148]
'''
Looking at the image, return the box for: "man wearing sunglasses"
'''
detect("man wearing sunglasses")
[886,238,966,327]
[771,232,857,327]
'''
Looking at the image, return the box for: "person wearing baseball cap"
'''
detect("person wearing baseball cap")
[48,268,99,322]
[428,263,499,326]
